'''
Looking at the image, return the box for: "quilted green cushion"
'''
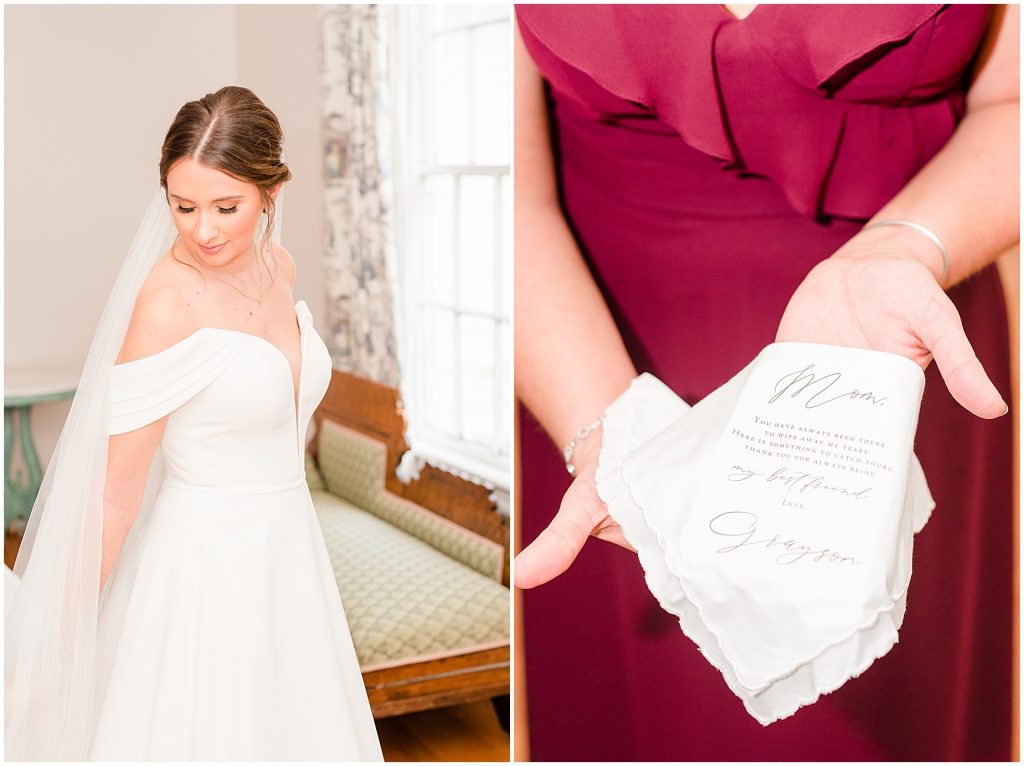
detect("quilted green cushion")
[317,420,504,580]
[313,489,510,669]
[316,421,380,510]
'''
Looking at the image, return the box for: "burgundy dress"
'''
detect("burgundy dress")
[517,5,1012,761]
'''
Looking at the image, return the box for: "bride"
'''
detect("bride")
[5,86,384,761]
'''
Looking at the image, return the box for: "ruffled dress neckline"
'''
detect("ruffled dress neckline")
[517,5,990,220]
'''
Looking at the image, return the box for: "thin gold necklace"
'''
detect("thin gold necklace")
[180,241,264,306]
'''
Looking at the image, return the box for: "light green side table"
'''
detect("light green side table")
[5,372,78,533]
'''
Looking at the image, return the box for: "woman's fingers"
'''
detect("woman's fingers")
[918,290,1007,419]
[513,480,601,589]
[593,523,635,552]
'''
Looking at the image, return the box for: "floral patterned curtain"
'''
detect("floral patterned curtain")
[319,5,400,388]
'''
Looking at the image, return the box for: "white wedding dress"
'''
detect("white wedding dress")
[88,300,383,761]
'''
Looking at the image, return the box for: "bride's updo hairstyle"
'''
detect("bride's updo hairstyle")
[159,85,291,259]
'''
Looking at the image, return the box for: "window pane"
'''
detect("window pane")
[429,5,505,33]
[459,315,496,447]
[422,308,457,436]
[431,29,469,165]
[402,5,511,484]
[471,21,509,165]
[458,175,495,313]
[422,175,454,306]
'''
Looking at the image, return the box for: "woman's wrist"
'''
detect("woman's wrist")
[563,418,602,476]
[843,222,949,286]
[864,219,950,285]
[541,371,634,449]
[566,424,604,477]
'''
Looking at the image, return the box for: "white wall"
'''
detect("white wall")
[5,4,324,469]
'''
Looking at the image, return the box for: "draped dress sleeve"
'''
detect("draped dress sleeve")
[108,330,248,436]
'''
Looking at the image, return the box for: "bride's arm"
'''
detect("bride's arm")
[100,283,187,590]
[514,20,639,588]
[102,422,167,589]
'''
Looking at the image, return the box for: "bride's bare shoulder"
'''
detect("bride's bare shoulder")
[116,250,203,364]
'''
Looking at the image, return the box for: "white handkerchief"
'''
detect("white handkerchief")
[596,342,934,724]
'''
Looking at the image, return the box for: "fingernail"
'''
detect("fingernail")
[1000,401,1009,416]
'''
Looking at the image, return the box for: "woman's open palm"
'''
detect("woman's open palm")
[777,239,1006,420]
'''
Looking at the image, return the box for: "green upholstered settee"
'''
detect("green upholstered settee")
[307,419,510,718]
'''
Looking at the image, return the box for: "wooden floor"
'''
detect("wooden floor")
[376,700,510,762]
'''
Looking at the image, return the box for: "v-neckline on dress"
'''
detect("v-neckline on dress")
[175,301,306,447]
[237,300,305,424]
[719,4,760,22]
[202,300,308,461]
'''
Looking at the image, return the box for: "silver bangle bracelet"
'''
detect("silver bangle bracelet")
[862,219,950,287]
[563,418,602,476]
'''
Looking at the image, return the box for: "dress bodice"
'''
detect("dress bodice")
[108,300,332,489]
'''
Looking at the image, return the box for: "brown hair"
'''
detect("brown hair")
[159,85,292,265]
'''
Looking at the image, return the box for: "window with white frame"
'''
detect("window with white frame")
[388,5,511,491]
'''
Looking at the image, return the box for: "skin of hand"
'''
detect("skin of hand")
[776,226,1008,420]
[513,428,634,589]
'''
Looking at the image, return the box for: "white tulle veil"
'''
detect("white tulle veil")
[4,185,284,760]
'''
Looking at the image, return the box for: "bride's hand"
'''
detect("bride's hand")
[513,429,632,589]
[776,227,1007,420]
